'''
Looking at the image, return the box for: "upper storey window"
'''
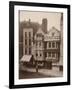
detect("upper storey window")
[29,32,31,37]
[52,42,55,48]
[25,32,27,38]
[49,42,51,48]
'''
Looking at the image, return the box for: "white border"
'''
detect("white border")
[14,5,67,85]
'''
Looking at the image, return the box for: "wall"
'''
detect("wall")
[0,0,71,90]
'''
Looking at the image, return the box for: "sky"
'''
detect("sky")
[19,10,62,31]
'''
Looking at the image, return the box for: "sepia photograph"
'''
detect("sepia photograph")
[19,11,63,79]
[9,1,70,88]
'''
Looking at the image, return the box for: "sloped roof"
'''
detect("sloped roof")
[48,26,60,33]
[48,26,60,37]
[35,27,45,36]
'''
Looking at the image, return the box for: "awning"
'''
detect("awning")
[20,55,32,62]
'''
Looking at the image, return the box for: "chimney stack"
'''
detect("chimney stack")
[42,18,47,33]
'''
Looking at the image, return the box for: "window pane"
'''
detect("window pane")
[36,53,38,57]
[39,42,41,46]
[40,53,42,56]
[52,42,55,48]
[45,52,47,57]
[44,42,47,49]
[25,48,27,54]
[48,52,51,57]
[49,42,51,48]
[29,32,31,37]
[29,48,31,54]
[56,53,58,58]
[25,39,27,45]
[58,42,60,48]
[56,42,60,48]
[29,39,31,45]
[52,52,55,57]
[56,42,58,48]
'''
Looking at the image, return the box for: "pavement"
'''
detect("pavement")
[20,65,63,77]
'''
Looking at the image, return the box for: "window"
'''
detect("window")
[58,42,60,48]
[29,39,31,45]
[56,53,58,58]
[40,53,42,57]
[29,48,31,54]
[36,53,38,57]
[25,48,27,54]
[37,34,40,37]
[45,52,47,57]
[56,42,58,48]
[39,42,41,46]
[48,52,51,57]
[49,42,51,48]
[25,32,27,38]
[25,39,27,45]
[56,42,60,48]
[52,52,55,57]
[52,42,55,48]
[44,42,47,49]
[29,32,31,37]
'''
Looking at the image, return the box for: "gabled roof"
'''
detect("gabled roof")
[48,26,60,33]
[48,26,60,37]
[35,27,45,36]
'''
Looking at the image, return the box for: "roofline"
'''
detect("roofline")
[48,26,60,33]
